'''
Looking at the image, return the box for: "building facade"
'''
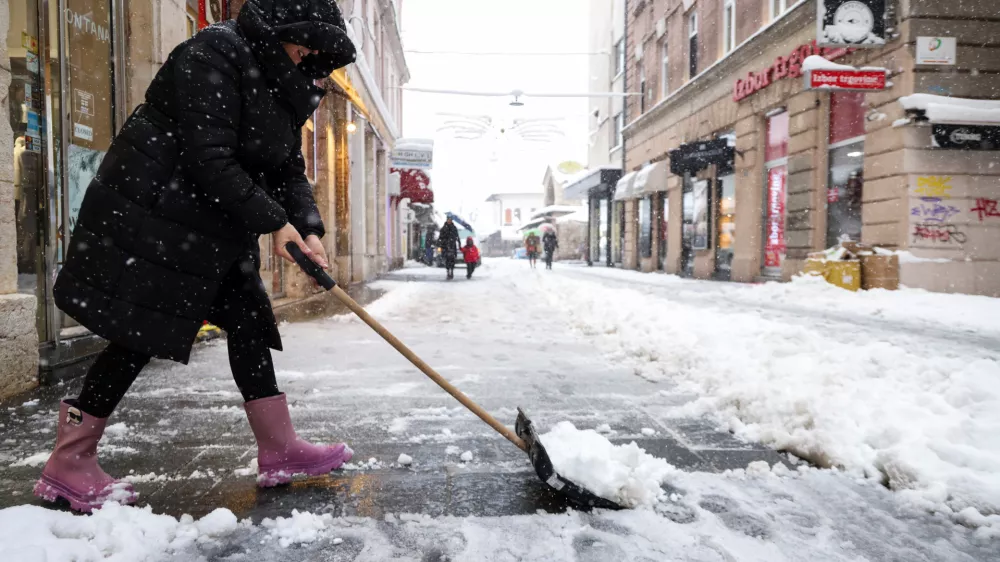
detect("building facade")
[566,0,628,266]
[615,0,1000,296]
[1,0,408,397]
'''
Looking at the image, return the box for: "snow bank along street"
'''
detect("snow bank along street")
[1,260,998,560]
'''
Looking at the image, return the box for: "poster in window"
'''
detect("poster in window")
[765,166,787,269]
[65,0,115,236]
[692,180,710,250]
[818,0,886,47]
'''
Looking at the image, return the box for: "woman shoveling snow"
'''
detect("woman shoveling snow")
[35,0,357,512]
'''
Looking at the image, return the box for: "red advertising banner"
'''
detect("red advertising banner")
[806,69,886,91]
[765,166,787,269]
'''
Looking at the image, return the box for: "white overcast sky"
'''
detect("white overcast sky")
[399,0,591,233]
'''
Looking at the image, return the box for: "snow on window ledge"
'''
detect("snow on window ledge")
[899,94,1000,126]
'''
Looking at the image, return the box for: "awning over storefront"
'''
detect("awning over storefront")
[669,138,735,175]
[564,167,623,200]
[632,161,669,197]
[613,171,638,201]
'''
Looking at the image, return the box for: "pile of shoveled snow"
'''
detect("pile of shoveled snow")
[537,271,1000,528]
[540,421,675,508]
[0,503,241,560]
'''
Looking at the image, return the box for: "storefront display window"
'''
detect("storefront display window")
[65,0,115,243]
[827,92,865,247]
[681,178,694,276]
[716,174,735,277]
[658,195,667,266]
[9,0,45,305]
[599,198,609,263]
[613,201,624,264]
[639,196,652,258]
[692,180,710,250]
[764,110,789,277]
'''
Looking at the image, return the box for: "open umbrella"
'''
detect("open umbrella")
[539,222,556,233]
[522,228,542,239]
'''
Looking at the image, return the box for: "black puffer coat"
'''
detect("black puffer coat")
[53,0,355,363]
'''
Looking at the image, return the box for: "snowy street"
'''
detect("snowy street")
[1,259,998,560]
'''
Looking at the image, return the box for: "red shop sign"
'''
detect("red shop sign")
[765,166,787,268]
[806,69,886,91]
[733,41,851,102]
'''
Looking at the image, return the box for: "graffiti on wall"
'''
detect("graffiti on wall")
[909,176,968,246]
[971,198,1000,222]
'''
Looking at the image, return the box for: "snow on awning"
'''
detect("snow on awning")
[899,94,1000,126]
[613,171,638,201]
[556,209,588,224]
[527,205,585,222]
[632,162,669,197]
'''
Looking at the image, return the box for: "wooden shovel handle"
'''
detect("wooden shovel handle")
[328,285,528,452]
[282,243,526,451]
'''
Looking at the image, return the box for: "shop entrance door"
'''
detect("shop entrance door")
[56,0,120,335]
[681,177,694,277]
[715,174,735,280]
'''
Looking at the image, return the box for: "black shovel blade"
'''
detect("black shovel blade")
[515,407,622,511]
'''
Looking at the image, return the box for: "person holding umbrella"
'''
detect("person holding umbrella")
[34,0,357,512]
[541,224,559,270]
[438,217,462,279]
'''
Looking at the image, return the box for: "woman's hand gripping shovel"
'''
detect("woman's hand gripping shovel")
[286,243,621,510]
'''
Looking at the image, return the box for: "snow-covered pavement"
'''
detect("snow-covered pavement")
[0,259,997,561]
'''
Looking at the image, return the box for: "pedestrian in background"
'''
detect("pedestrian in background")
[438,217,461,279]
[525,233,541,269]
[35,0,357,513]
[543,229,559,270]
[461,236,481,279]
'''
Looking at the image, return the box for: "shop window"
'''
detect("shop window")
[599,199,609,263]
[827,93,866,247]
[658,195,668,264]
[688,12,698,78]
[504,208,513,226]
[614,38,625,77]
[681,179,695,276]
[639,196,653,258]
[829,92,866,145]
[764,110,789,276]
[660,40,669,98]
[716,174,736,276]
[10,0,44,301]
[614,201,625,264]
[723,0,736,54]
[765,110,790,162]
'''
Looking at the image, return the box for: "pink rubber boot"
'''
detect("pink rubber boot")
[33,401,137,512]
[244,393,353,487]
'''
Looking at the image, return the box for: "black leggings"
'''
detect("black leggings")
[77,326,280,418]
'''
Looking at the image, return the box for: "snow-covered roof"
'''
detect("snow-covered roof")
[898,94,1000,126]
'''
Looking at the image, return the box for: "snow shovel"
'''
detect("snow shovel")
[286,243,621,510]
